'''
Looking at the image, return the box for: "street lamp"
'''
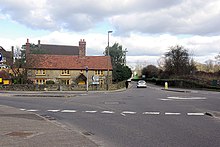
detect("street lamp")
[85,66,88,92]
[107,30,113,90]
[124,48,128,66]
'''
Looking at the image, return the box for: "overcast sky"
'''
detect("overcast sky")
[0,0,220,68]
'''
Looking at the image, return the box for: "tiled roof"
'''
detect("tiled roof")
[27,54,112,70]
[33,44,79,55]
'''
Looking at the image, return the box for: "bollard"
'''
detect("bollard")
[165,82,168,89]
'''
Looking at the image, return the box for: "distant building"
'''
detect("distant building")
[0,46,13,69]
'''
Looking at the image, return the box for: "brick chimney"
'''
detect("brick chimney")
[26,38,30,60]
[79,39,86,56]
[38,40,41,48]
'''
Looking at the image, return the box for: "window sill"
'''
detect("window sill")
[36,74,46,76]
[60,74,70,76]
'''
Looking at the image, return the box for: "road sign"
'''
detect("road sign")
[92,75,99,82]
[0,52,2,61]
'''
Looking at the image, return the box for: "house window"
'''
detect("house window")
[2,57,6,62]
[36,70,46,75]
[61,70,70,75]
[94,70,104,75]
[36,79,45,85]
[61,79,70,85]
[100,79,104,85]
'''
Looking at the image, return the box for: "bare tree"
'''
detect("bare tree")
[164,45,196,77]
[205,59,214,72]
[157,56,165,71]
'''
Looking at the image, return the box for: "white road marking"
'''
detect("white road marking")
[101,111,115,114]
[120,113,126,116]
[143,112,160,115]
[61,110,77,113]
[20,108,26,111]
[167,97,206,100]
[84,111,97,113]
[121,111,137,114]
[160,99,172,101]
[187,113,205,116]
[26,109,39,112]
[165,112,181,115]
[23,108,206,118]
[47,110,60,112]
[120,111,137,116]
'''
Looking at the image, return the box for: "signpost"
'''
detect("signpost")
[86,66,88,92]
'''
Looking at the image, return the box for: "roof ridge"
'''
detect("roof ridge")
[41,44,78,47]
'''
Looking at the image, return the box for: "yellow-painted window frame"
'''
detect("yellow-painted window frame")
[94,70,104,76]
[61,70,70,75]
[36,70,46,75]
[35,79,46,85]
[61,79,70,85]
[99,79,104,85]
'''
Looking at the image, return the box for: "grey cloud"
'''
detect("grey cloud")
[1,0,220,35]
[112,0,220,35]
[0,0,58,30]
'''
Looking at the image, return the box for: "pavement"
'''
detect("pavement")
[0,88,127,147]
[0,105,98,147]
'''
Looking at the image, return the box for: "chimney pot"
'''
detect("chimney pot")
[38,40,41,47]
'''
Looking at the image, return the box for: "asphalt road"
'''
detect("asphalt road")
[0,83,220,147]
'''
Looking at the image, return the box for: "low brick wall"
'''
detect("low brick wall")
[0,82,126,91]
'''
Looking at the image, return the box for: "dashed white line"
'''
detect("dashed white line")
[84,111,97,113]
[101,111,115,114]
[20,108,26,111]
[165,112,181,115]
[20,108,206,118]
[26,109,39,112]
[61,110,77,113]
[143,112,160,115]
[47,110,60,112]
[122,111,137,114]
[187,113,205,116]
[120,111,137,116]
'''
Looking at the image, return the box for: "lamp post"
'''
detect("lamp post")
[124,48,128,66]
[107,30,113,90]
[85,66,88,92]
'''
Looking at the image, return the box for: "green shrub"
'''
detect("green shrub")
[46,80,55,85]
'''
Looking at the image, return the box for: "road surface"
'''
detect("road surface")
[0,83,220,146]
